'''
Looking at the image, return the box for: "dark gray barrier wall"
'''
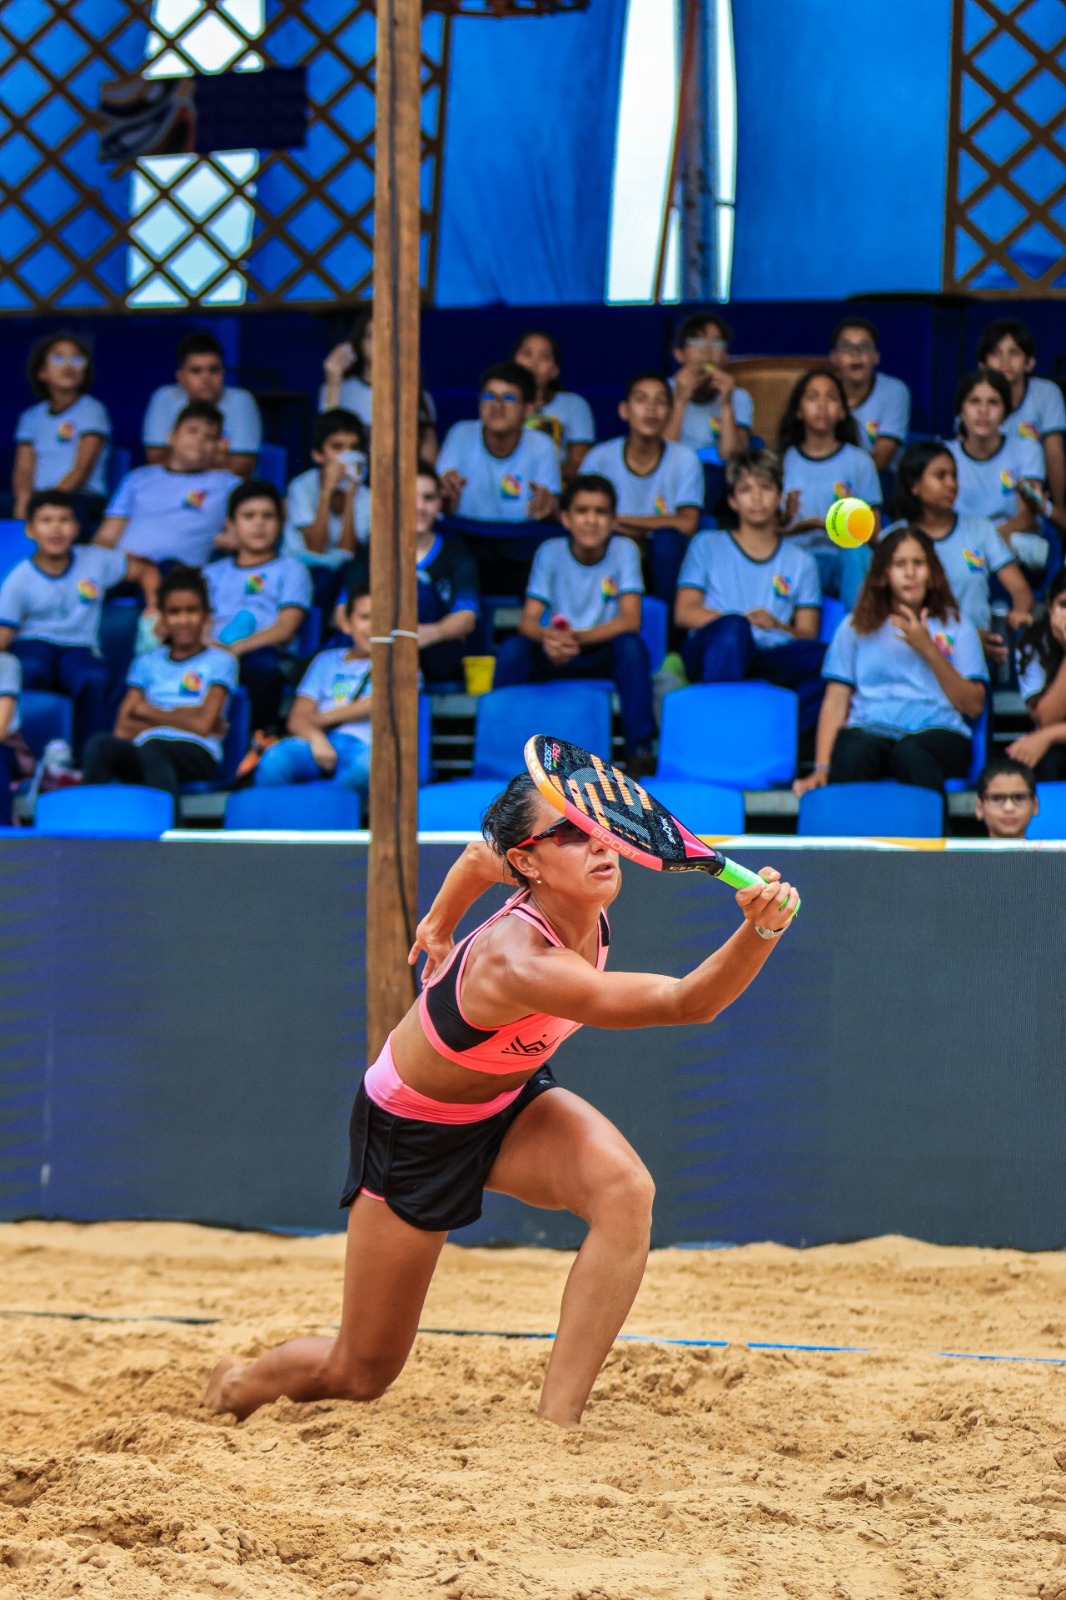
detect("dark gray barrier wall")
[1,840,1064,1250]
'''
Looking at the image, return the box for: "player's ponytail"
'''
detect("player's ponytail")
[482,775,541,886]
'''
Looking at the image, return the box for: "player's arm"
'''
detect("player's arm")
[408,842,515,978]
[574,591,641,647]
[481,870,797,1030]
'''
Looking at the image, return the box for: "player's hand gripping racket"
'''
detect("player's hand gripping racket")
[524,735,799,914]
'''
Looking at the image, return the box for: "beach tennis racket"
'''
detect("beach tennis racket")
[524,734,798,910]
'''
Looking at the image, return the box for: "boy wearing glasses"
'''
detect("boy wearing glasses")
[13,332,111,529]
[974,756,1038,840]
[437,361,560,523]
[665,312,753,460]
[143,331,262,479]
[829,318,911,470]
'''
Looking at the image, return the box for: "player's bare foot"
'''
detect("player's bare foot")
[201,1355,245,1417]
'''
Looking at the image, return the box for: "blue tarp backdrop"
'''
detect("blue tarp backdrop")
[730,0,954,300]
[434,1,627,306]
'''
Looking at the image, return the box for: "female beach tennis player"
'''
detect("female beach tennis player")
[203,776,798,1428]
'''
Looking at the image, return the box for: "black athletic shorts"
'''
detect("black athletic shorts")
[339,1066,559,1232]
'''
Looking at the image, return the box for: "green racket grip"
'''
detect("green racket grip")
[718,856,801,915]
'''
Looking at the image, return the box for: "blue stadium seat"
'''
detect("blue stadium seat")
[945,697,990,794]
[416,682,612,829]
[1026,782,1066,840]
[294,606,322,658]
[798,781,943,838]
[818,595,846,645]
[646,779,745,835]
[18,692,74,758]
[182,686,251,794]
[35,783,174,837]
[225,782,364,831]
[99,596,142,687]
[0,519,32,584]
[658,683,799,789]
[640,595,668,669]
[256,443,289,494]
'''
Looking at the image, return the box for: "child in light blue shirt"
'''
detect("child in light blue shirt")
[282,408,371,612]
[438,361,561,524]
[13,330,111,530]
[675,450,825,729]
[82,565,239,802]
[494,474,655,764]
[829,317,911,469]
[979,317,1066,538]
[142,331,261,478]
[795,527,988,799]
[206,480,311,734]
[511,329,596,480]
[950,367,1048,577]
[0,650,20,826]
[256,585,374,800]
[665,312,753,461]
[96,402,238,568]
[1012,570,1066,782]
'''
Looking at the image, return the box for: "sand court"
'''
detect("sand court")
[2,1222,1066,1598]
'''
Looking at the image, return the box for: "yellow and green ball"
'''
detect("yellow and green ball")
[825,497,875,549]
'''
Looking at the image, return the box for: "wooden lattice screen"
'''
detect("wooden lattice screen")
[943,0,1066,296]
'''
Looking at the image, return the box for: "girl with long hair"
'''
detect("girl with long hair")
[511,328,595,480]
[948,369,1046,571]
[13,330,111,530]
[777,366,882,606]
[320,306,439,461]
[1010,570,1066,781]
[793,526,987,797]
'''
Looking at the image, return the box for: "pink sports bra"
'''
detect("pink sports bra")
[419,889,610,1075]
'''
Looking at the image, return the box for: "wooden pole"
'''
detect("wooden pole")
[367,0,422,1058]
[653,0,699,304]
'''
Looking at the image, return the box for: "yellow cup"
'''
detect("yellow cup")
[462,655,496,696]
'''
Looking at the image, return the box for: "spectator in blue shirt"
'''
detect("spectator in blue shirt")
[255,585,374,799]
[207,479,311,735]
[344,464,479,684]
[143,332,261,478]
[83,565,238,801]
[778,366,882,606]
[665,312,753,461]
[438,361,560,524]
[511,329,596,480]
[320,306,439,461]
[888,440,1032,668]
[494,474,655,770]
[978,318,1066,538]
[13,331,111,532]
[1011,570,1066,783]
[949,369,1048,577]
[829,317,911,470]
[0,490,157,759]
[96,401,238,568]
[283,408,370,612]
[0,651,20,826]
[794,527,987,797]
[674,450,826,729]
[582,372,704,605]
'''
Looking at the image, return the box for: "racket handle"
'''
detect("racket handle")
[718,855,802,915]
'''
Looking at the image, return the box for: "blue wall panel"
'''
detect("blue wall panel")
[730,0,954,299]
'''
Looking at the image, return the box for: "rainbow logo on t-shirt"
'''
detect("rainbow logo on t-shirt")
[833,480,851,499]
[184,488,207,510]
[709,414,721,441]
[76,578,100,602]
[932,631,954,658]
[1000,469,1016,493]
[962,547,985,571]
[653,495,669,516]
[772,574,792,598]
[180,670,204,695]
[600,575,619,601]
[331,675,353,704]
[864,419,880,442]
[244,572,266,595]
[57,419,76,442]
[1019,420,1040,441]
[500,474,522,500]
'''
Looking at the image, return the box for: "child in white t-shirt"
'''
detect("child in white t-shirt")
[494,474,654,768]
[283,408,371,611]
[82,565,239,801]
[255,585,374,798]
[13,330,111,531]
[665,311,753,461]
[511,329,596,480]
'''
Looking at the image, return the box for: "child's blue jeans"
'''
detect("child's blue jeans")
[255,733,371,795]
